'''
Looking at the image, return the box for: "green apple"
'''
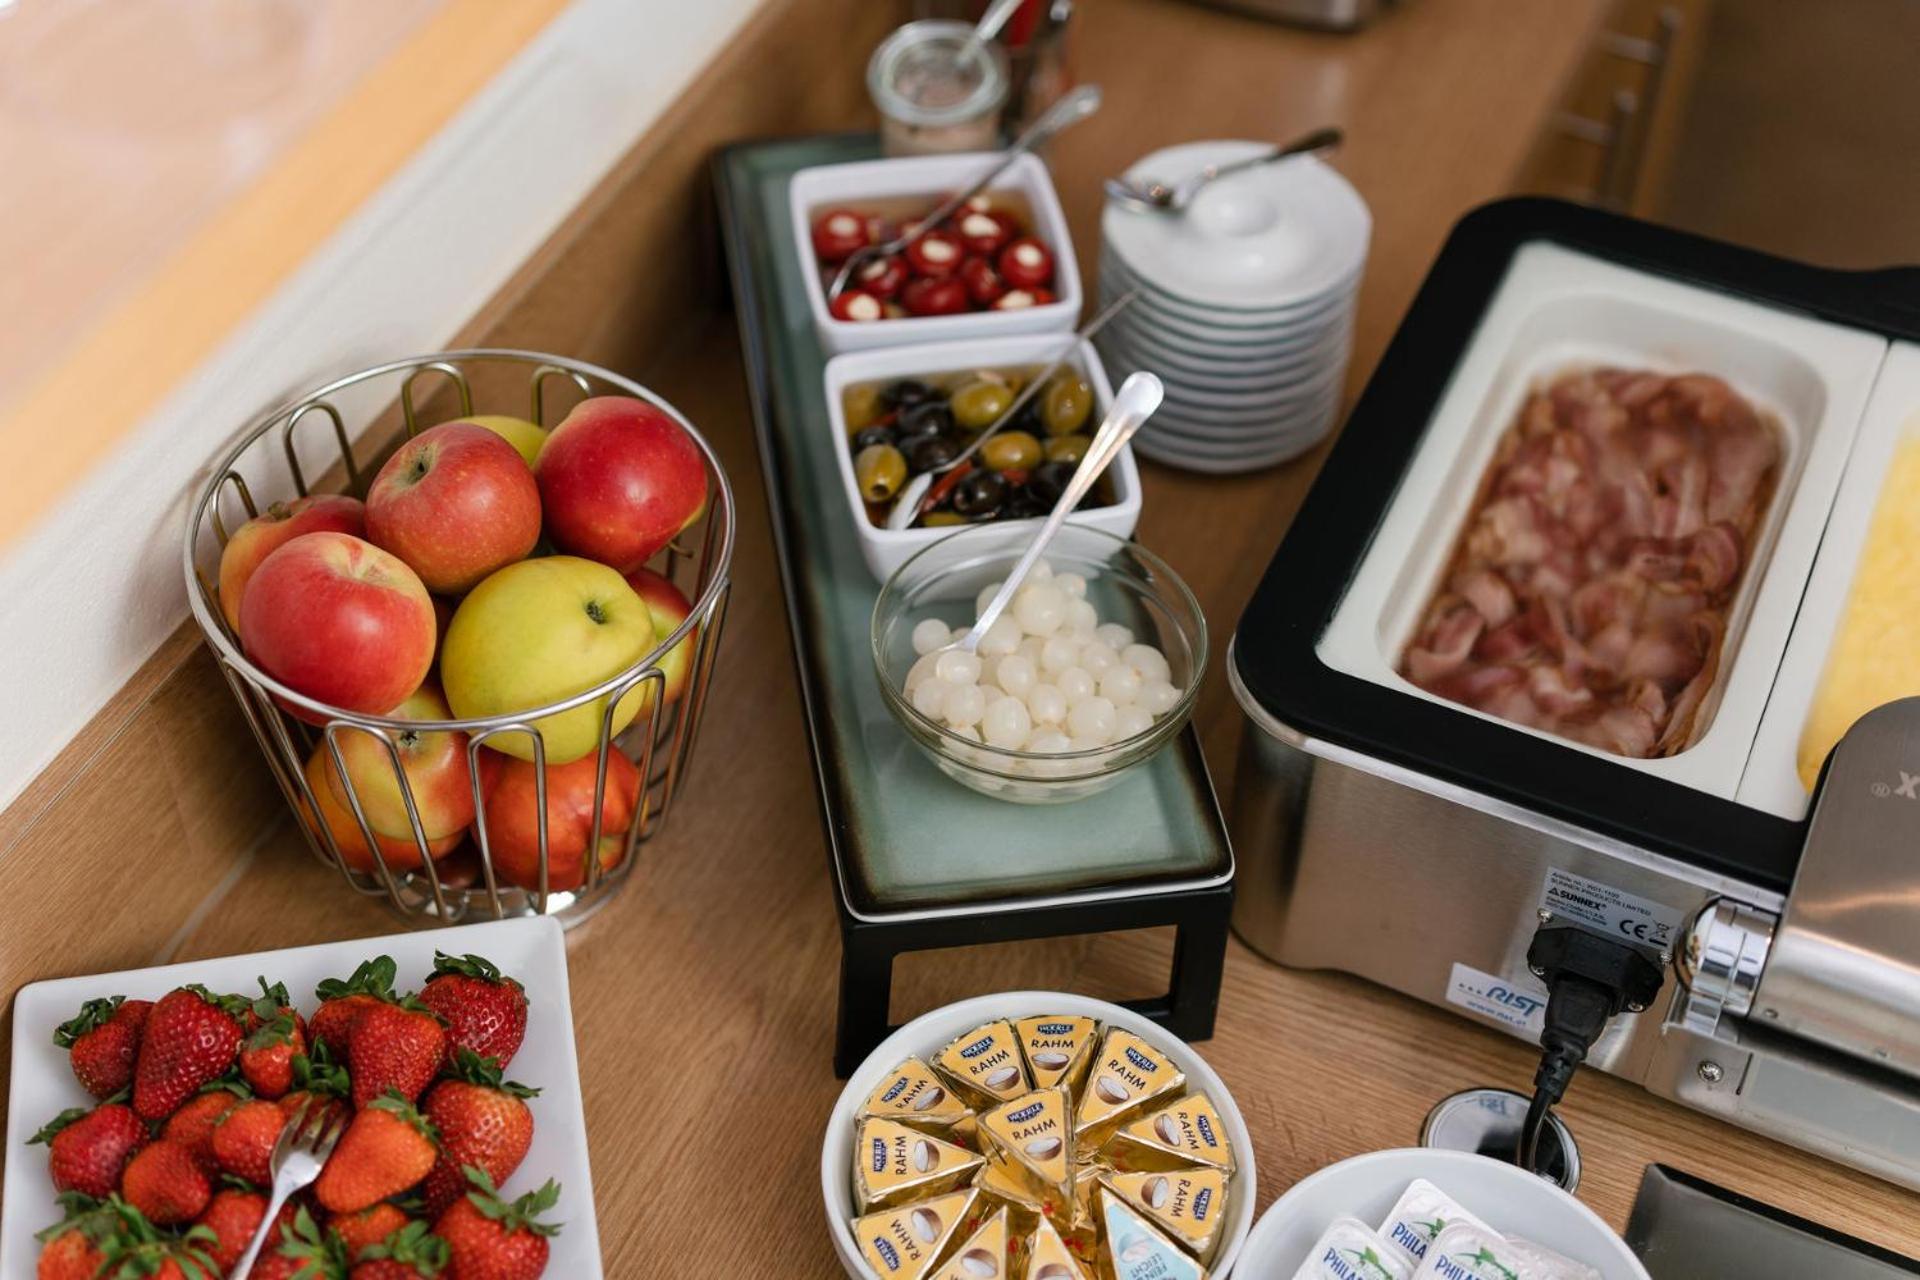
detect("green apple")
[441,556,655,763]
[459,414,549,469]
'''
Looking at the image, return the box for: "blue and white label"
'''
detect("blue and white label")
[1445,962,1548,1034]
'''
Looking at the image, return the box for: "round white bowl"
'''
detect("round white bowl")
[823,992,1258,1278]
[1238,1148,1649,1279]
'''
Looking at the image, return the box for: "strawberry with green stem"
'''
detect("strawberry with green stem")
[418,953,527,1072]
[434,1167,561,1280]
[348,997,446,1108]
[90,1199,221,1280]
[311,957,399,1057]
[33,1192,124,1280]
[250,1206,354,1280]
[241,977,309,1099]
[54,996,152,1099]
[30,1102,147,1199]
[315,1091,441,1214]
[212,1097,293,1185]
[352,1220,450,1278]
[420,1049,539,1216]
[163,1086,248,1171]
[331,1201,416,1257]
[133,986,249,1121]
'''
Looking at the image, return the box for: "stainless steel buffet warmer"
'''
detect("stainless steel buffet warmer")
[1229,198,1920,1187]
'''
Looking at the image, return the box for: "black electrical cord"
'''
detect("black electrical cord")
[1518,928,1667,1174]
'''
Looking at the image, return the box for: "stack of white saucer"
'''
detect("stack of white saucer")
[1097,140,1371,472]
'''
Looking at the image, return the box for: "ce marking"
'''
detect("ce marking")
[1618,918,1669,945]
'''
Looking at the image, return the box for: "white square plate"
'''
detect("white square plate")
[3,917,601,1277]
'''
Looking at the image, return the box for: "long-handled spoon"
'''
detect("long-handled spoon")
[1103,125,1344,214]
[886,289,1140,531]
[828,84,1103,299]
[951,371,1164,654]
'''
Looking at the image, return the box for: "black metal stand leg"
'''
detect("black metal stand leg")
[836,926,895,1077]
[1162,889,1232,1045]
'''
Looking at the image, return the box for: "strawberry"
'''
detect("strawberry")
[280,1041,353,1123]
[418,954,527,1071]
[348,1001,446,1108]
[249,1207,353,1280]
[352,1221,450,1278]
[120,1140,212,1225]
[162,1088,246,1171]
[30,1103,147,1199]
[213,1097,290,1185]
[433,1169,560,1280]
[57,1198,219,1280]
[32,1192,121,1280]
[133,986,248,1121]
[420,1051,538,1216]
[241,978,309,1099]
[54,996,152,1099]
[331,1202,414,1256]
[311,957,399,1057]
[194,1186,270,1272]
[315,1093,440,1213]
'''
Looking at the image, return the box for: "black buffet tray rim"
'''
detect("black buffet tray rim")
[1233,195,1920,895]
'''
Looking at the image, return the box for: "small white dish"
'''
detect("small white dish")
[1100,248,1362,329]
[791,151,1081,356]
[2,919,603,1278]
[1101,321,1352,391]
[1237,1148,1648,1278]
[823,991,1257,1279]
[1102,143,1370,312]
[823,333,1141,581]
[1133,431,1326,474]
[1097,267,1357,347]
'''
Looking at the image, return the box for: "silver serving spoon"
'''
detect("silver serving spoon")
[886,289,1140,531]
[951,371,1164,654]
[1104,125,1344,214]
[971,0,1026,48]
[828,84,1103,300]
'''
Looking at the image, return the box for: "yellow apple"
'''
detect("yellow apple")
[441,556,654,763]
[456,414,549,469]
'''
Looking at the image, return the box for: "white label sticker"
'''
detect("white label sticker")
[1445,962,1548,1034]
[1539,867,1682,950]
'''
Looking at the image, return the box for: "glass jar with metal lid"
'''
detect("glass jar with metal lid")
[868,20,1009,156]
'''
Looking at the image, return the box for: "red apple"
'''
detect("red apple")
[302,747,460,874]
[366,422,541,594]
[239,532,436,717]
[536,397,707,573]
[477,749,640,891]
[317,680,475,840]
[217,494,365,634]
[623,567,697,706]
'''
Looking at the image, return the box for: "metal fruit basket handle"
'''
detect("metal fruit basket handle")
[182,350,735,927]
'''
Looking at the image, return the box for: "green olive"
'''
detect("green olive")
[949,378,1014,432]
[843,383,885,432]
[855,443,906,501]
[1041,374,1094,437]
[980,430,1043,473]
[1044,434,1091,465]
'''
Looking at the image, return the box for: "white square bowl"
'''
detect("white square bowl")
[821,991,1257,1279]
[823,333,1141,582]
[790,151,1082,356]
[2,918,602,1277]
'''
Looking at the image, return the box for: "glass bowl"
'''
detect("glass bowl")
[871,524,1207,803]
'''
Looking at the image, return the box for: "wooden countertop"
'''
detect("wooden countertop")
[7,0,1920,1273]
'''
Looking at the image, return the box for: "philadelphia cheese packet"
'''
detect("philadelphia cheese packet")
[1289,1216,1413,1280]
[1377,1178,1494,1266]
[1412,1221,1594,1280]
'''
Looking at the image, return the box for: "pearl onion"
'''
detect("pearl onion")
[1039,635,1080,675]
[1122,643,1170,684]
[1063,598,1098,638]
[911,679,946,720]
[982,696,1032,749]
[975,581,1005,616]
[995,653,1037,700]
[1115,705,1154,739]
[1013,584,1066,637]
[1028,557,1053,582]
[1100,665,1143,707]
[1026,682,1067,725]
[1028,727,1072,754]
[934,649,981,685]
[1079,641,1119,678]
[1054,571,1087,600]
[943,683,985,728]
[1017,636,1047,663]
[1140,679,1181,716]
[911,618,950,656]
[978,615,1022,657]
[905,651,939,693]
[1095,623,1135,651]
[1055,666,1095,706]
[1067,695,1117,743]
[949,723,982,743]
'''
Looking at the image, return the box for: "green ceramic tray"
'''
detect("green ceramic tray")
[713,134,1232,920]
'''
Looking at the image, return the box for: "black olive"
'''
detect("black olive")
[951,469,1008,518]
[850,425,895,452]
[1010,397,1045,435]
[881,378,934,410]
[1027,459,1075,504]
[906,435,960,473]
[1005,489,1048,519]
[897,399,955,441]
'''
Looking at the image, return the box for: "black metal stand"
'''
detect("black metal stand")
[833,882,1234,1077]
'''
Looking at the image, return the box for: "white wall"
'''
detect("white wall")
[0,0,763,814]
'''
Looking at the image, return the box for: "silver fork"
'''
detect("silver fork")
[229,1100,349,1277]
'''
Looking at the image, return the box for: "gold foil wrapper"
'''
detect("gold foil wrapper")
[853,1188,979,1280]
[1102,1167,1228,1261]
[852,1116,986,1214]
[930,1207,1009,1280]
[1073,1030,1185,1148]
[1027,1219,1094,1280]
[935,1021,1033,1109]
[979,1086,1075,1221]
[1108,1092,1234,1173]
[1095,1187,1209,1280]
[862,1056,978,1143]
[1014,1014,1098,1094]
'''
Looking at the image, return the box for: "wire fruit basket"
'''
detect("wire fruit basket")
[182,350,734,927]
